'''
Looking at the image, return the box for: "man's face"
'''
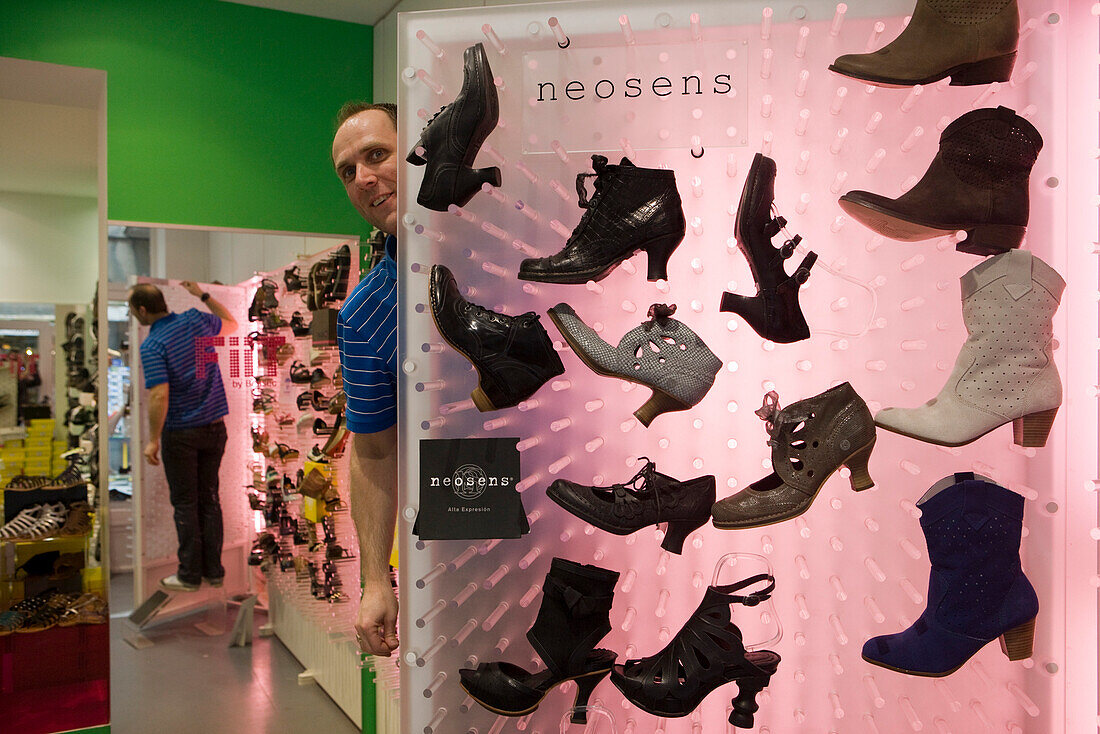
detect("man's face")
[333,109,399,237]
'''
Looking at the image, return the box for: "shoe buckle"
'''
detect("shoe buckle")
[779,235,802,259]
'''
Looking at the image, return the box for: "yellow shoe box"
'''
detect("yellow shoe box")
[302,495,327,523]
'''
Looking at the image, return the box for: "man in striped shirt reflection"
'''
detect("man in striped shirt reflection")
[332,102,401,656]
[131,280,237,593]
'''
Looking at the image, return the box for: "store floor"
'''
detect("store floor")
[109,572,360,733]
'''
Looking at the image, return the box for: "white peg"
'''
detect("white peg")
[416,30,445,59]
[795,70,810,97]
[690,12,702,41]
[761,7,773,40]
[830,4,847,36]
[830,86,848,115]
[481,23,506,54]
[900,85,923,113]
[619,14,635,44]
[830,128,848,156]
[795,109,811,136]
[865,21,885,51]
[761,48,774,79]
[794,26,810,58]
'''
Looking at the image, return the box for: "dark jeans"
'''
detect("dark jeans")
[161,420,227,585]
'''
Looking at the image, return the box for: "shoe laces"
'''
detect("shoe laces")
[754,390,813,447]
[614,458,664,512]
[420,106,446,135]
[641,303,677,331]
[464,303,538,327]
[572,154,612,231]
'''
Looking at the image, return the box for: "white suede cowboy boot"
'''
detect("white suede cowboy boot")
[875,249,1064,447]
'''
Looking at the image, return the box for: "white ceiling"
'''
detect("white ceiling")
[219,0,395,26]
[0,57,101,199]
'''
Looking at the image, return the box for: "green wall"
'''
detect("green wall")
[0,0,373,237]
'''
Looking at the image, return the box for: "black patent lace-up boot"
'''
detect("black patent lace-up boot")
[430,264,564,411]
[519,155,686,284]
[721,153,817,344]
[407,43,501,211]
[840,106,1042,255]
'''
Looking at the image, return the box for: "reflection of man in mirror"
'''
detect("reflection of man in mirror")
[130,281,238,592]
[331,102,400,656]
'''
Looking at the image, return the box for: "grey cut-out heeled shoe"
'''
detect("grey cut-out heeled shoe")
[547,303,721,427]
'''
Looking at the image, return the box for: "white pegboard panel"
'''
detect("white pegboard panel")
[395,2,1093,734]
[249,241,368,724]
[130,279,253,605]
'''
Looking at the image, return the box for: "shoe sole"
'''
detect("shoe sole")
[733,152,778,288]
[609,654,780,719]
[460,666,611,718]
[826,53,1016,88]
[159,582,200,592]
[837,196,1024,256]
[711,438,875,530]
[860,653,965,678]
[546,309,689,425]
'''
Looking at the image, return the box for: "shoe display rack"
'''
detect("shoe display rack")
[128,279,254,613]
[394,2,1095,733]
[243,241,370,727]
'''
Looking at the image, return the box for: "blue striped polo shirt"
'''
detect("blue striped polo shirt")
[139,308,229,430]
[338,235,398,434]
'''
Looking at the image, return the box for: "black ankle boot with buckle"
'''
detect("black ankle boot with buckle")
[407,42,501,211]
[460,558,619,724]
[519,155,686,284]
[429,264,564,411]
[721,153,817,344]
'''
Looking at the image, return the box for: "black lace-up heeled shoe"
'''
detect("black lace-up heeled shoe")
[460,558,619,724]
[611,574,781,728]
[721,153,817,344]
[546,459,715,554]
[518,155,686,283]
[429,264,564,411]
[406,43,501,211]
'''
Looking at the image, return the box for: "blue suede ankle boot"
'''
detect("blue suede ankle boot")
[862,473,1038,677]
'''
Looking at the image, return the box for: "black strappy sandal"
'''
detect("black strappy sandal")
[720,153,817,344]
[460,558,619,724]
[284,265,303,292]
[610,573,781,728]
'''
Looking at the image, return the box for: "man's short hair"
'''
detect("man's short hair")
[129,284,168,314]
[335,102,397,132]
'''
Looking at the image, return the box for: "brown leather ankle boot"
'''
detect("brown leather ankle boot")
[839,106,1041,255]
[829,0,1019,87]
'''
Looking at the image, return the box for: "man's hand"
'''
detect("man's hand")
[356,582,399,656]
[144,439,160,466]
[180,280,203,298]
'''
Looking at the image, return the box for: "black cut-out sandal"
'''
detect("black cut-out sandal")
[610,573,781,728]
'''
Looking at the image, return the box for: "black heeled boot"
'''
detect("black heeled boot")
[289,312,311,338]
[460,558,619,724]
[429,264,564,411]
[611,574,781,728]
[518,155,686,284]
[407,43,501,211]
[721,153,817,344]
[546,458,715,554]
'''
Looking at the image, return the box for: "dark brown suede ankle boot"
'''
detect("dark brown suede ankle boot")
[829,0,1019,87]
[839,106,1042,255]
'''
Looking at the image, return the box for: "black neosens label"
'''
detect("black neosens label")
[415,437,527,540]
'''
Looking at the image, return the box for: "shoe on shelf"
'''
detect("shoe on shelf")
[611,574,781,728]
[407,43,501,211]
[829,0,1019,87]
[289,361,312,384]
[159,574,200,592]
[27,502,67,539]
[58,501,92,536]
[310,390,330,411]
[875,250,1064,447]
[712,383,876,529]
[306,445,329,464]
[863,474,1038,677]
[296,412,316,431]
[518,155,686,284]
[327,391,346,416]
[320,415,348,458]
[283,265,303,292]
[276,344,295,365]
[720,153,817,344]
[429,264,564,412]
[547,458,715,554]
[313,418,334,436]
[839,106,1042,255]
[290,312,311,338]
[460,558,619,724]
[323,244,351,304]
[548,303,721,427]
[0,505,43,540]
[310,368,329,387]
[299,468,331,500]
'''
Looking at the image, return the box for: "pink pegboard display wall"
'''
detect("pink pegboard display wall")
[395,2,1097,733]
